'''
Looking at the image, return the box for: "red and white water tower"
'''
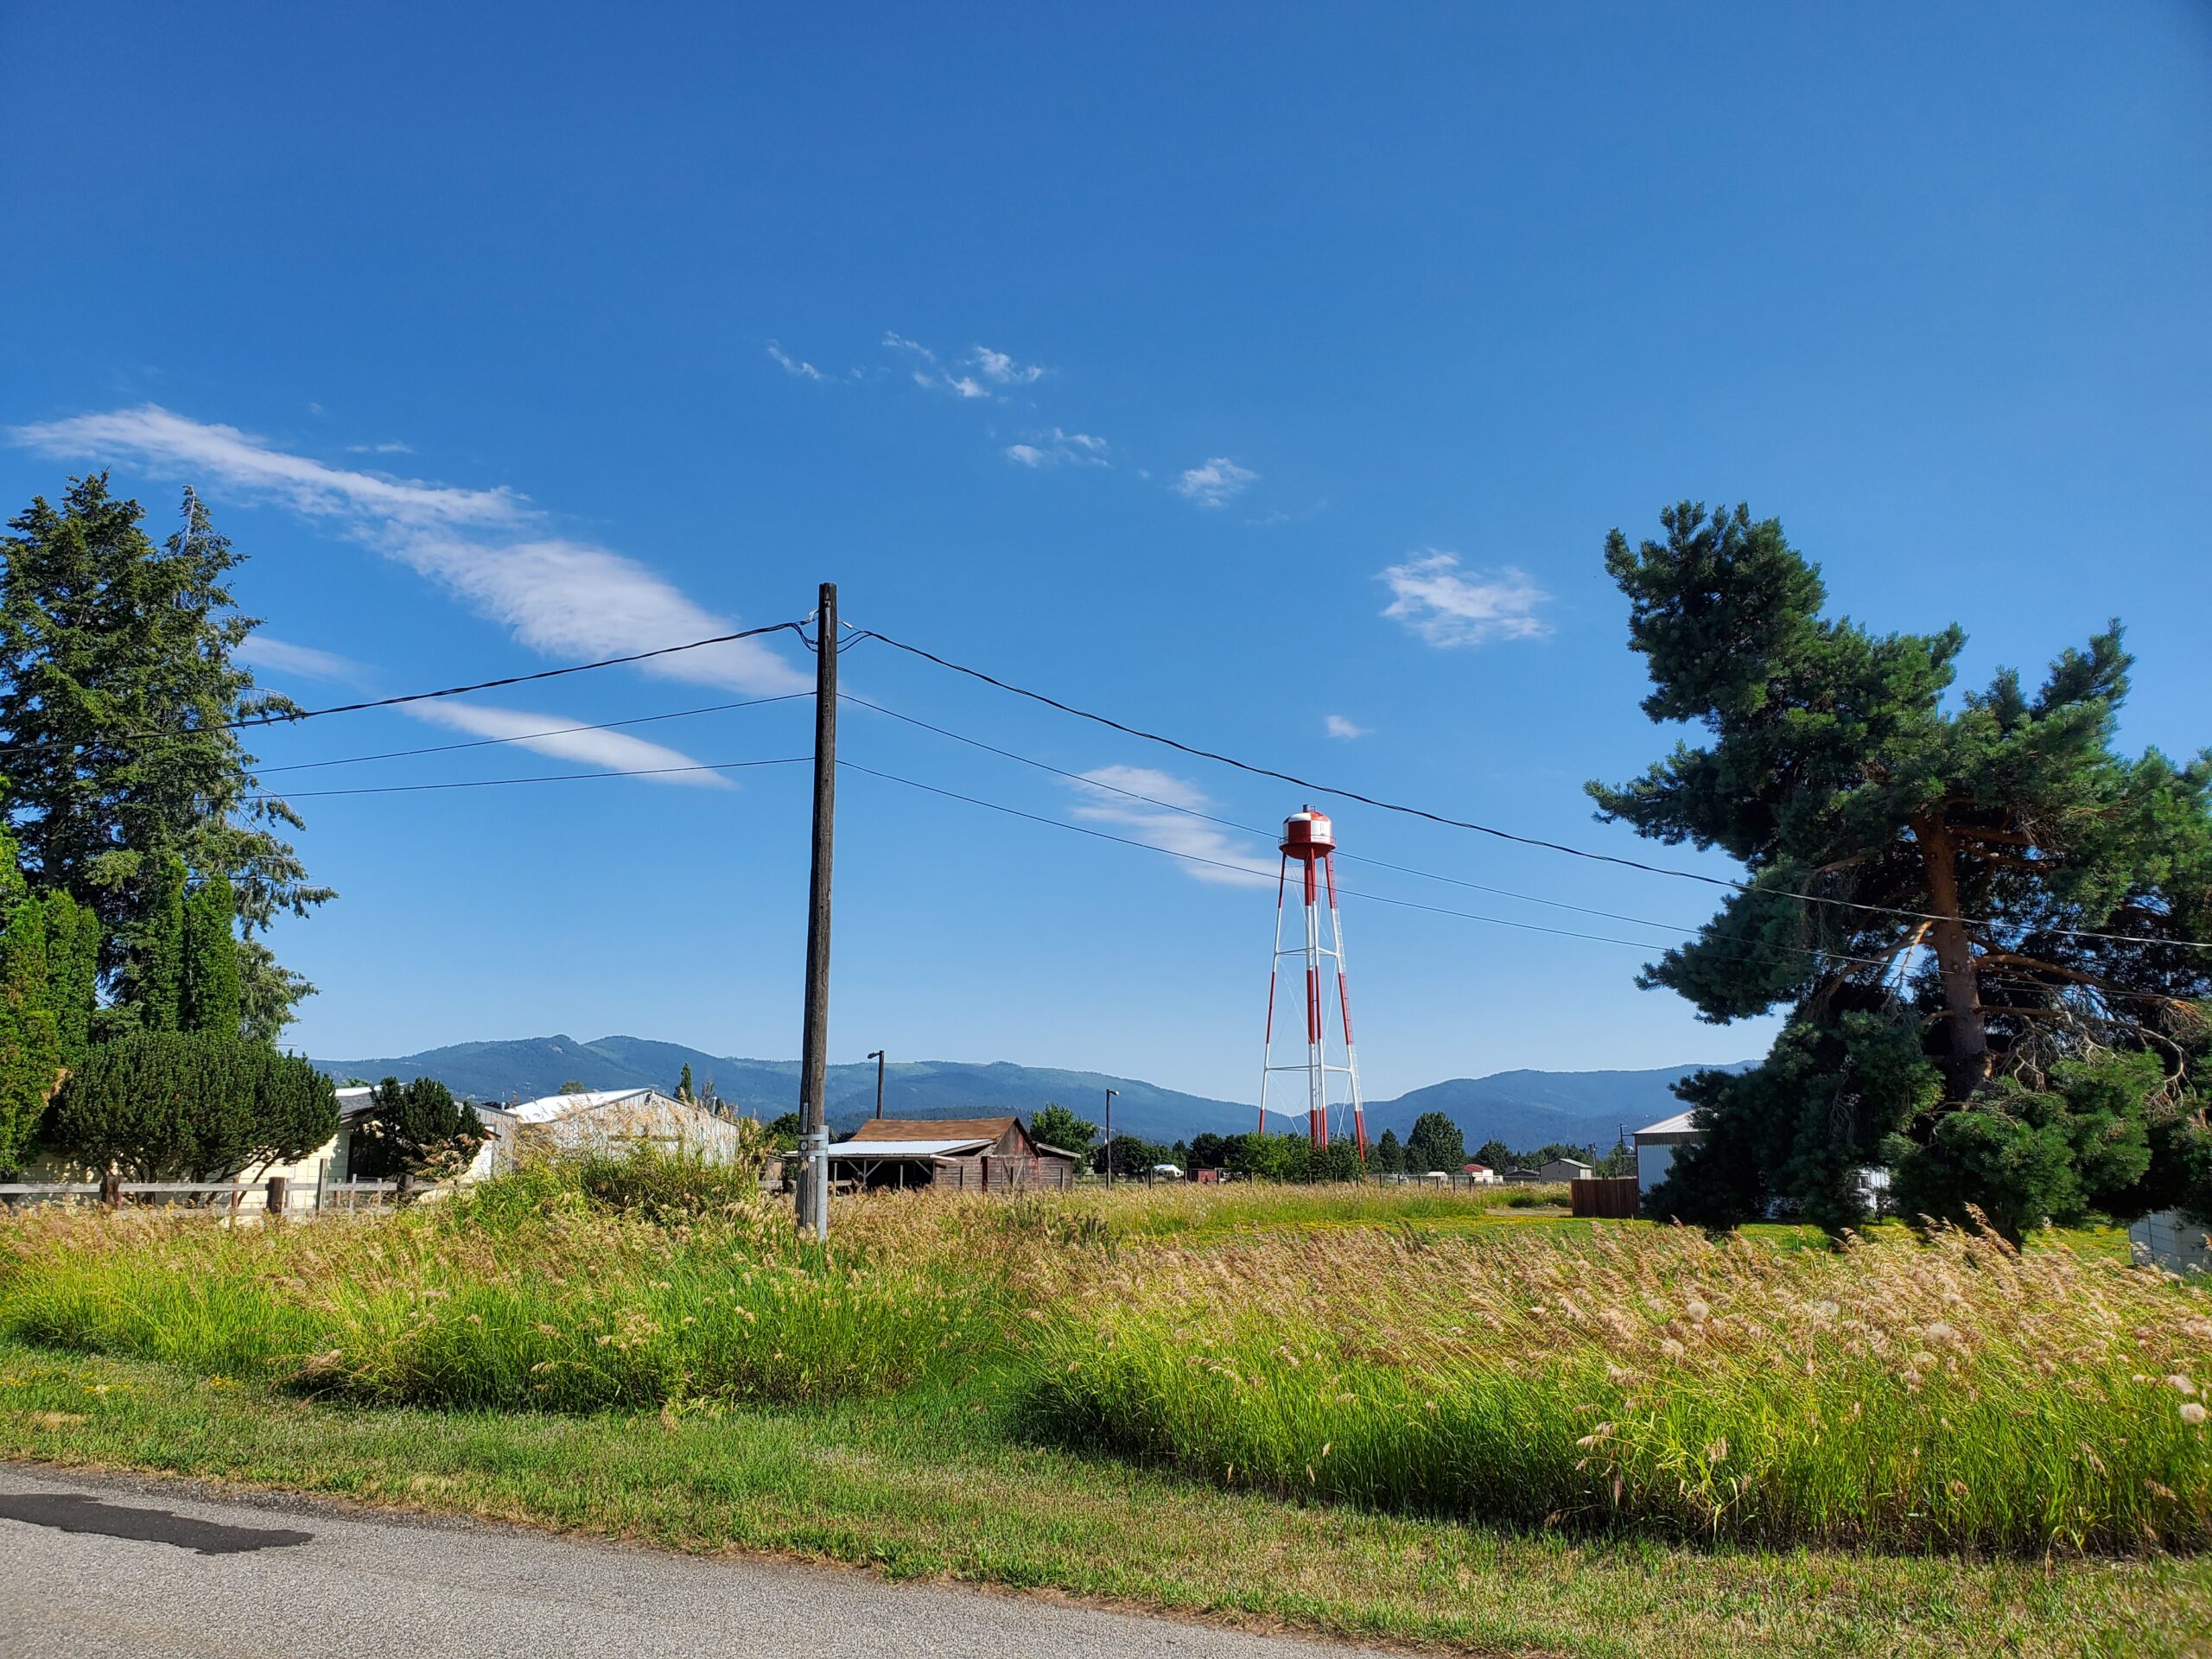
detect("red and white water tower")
[1259,807,1368,1154]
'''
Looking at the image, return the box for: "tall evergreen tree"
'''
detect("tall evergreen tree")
[1405,1110,1466,1173]
[1371,1127,1405,1174]
[181,871,244,1037]
[133,853,187,1031]
[1590,502,2212,1230]
[0,477,331,1033]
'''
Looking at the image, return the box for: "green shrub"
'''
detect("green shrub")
[348,1076,484,1180]
[43,1032,336,1179]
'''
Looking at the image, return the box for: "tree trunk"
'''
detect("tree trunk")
[1909,812,1990,1097]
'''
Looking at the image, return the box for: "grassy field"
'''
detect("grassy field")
[3,1165,2209,1656]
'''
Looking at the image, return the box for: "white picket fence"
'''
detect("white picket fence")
[0,1174,450,1217]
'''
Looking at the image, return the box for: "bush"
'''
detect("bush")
[43,1032,336,1179]
[348,1076,484,1180]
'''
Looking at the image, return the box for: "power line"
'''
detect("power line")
[0,618,812,761]
[245,754,809,801]
[849,624,2212,953]
[236,620,813,729]
[254,692,811,776]
[842,690,1723,938]
[836,758,1901,976]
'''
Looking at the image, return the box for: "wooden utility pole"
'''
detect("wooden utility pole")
[796,582,838,1238]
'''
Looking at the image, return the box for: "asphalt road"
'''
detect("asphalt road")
[0,1462,1372,1658]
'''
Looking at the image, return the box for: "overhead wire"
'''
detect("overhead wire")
[842,690,1724,938]
[0,617,813,762]
[847,622,2212,953]
[253,692,811,776]
[245,754,810,801]
[835,758,1903,977]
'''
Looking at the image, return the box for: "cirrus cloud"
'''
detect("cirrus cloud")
[8,405,809,695]
[402,701,735,786]
[1066,765,1274,887]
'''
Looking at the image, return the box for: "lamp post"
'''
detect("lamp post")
[868,1051,886,1119]
[1103,1088,1118,1189]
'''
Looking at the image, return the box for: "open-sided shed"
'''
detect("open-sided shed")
[830,1116,1078,1193]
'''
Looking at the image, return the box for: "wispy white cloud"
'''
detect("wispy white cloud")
[345,440,415,455]
[1324,715,1370,740]
[1174,456,1257,510]
[887,334,1037,399]
[967,345,1045,386]
[235,635,371,686]
[403,702,734,786]
[1003,428,1109,468]
[766,341,826,381]
[1066,766,1274,887]
[10,406,809,695]
[1377,550,1550,648]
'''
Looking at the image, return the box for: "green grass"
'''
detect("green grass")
[4,1338,2209,1657]
[0,1155,1001,1410]
[1027,1216,2212,1554]
[3,1167,2210,1652]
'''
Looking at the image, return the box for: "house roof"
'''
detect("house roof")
[510,1087,688,1124]
[844,1116,1021,1145]
[825,1138,994,1159]
[1636,1109,1701,1139]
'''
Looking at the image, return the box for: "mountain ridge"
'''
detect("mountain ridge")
[312,1033,1747,1153]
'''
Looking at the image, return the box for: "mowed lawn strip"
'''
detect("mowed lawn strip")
[3,1339,2204,1659]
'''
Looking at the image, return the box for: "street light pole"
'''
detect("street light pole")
[869,1051,886,1120]
[1103,1088,1118,1189]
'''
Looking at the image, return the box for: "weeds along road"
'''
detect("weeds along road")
[0,1463,1376,1658]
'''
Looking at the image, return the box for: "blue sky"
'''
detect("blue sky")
[2,3,2207,1103]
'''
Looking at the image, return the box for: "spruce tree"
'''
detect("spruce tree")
[181,872,244,1037]
[1591,502,2212,1230]
[1,478,331,1033]
[133,854,187,1031]
[1372,1128,1405,1174]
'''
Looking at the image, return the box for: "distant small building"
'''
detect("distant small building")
[1633,1110,1704,1195]
[1462,1162,1500,1185]
[1503,1166,1546,1184]
[1536,1157,1593,1184]
[477,1087,747,1174]
[828,1116,1078,1193]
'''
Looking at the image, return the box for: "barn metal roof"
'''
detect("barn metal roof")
[823,1138,994,1159]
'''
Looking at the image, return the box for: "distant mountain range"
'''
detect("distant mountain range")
[313,1033,1746,1154]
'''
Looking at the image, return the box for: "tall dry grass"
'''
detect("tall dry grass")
[0,1152,1007,1409]
[1025,1219,2212,1553]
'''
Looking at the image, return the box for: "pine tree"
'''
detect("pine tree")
[676,1062,694,1103]
[1591,502,2212,1230]
[1372,1128,1405,1174]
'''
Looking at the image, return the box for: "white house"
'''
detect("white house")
[1461,1162,1501,1185]
[1634,1109,1703,1196]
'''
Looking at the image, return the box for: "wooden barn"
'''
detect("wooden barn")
[827,1116,1080,1194]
